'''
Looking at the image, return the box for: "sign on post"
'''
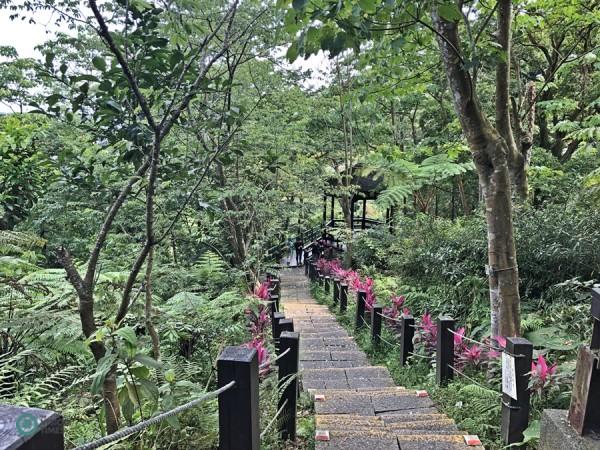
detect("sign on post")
[502,352,517,400]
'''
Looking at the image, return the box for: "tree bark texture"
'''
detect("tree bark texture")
[432,5,520,337]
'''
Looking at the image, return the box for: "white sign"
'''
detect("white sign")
[502,352,518,400]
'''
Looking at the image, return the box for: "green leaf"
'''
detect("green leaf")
[438,3,462,22]
[91,354,116,394]
[525,327,580,350]
[130,366,150,379]
[134,353,162,369]
[286,42,299,62]
[506,420,540,446]
[92,56,107,72]
[358,0,376,14]
[164,369,176,382]
[116,326,137,347]
[46,94,61,107]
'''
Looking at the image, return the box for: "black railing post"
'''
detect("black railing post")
[400,315,415,366]
[279,318,294,339]
[501,337,533,448]
[318,272,324,288]
[333,278,340,305]
[371,304,382,347]
[278,331,300,441]
[272,312,285,343]
[436,316,455,386]
[0,405,64,450]
[304,251,309,276]
[268,292,279,318]
[218,346,259,450]
[324,276,331,294]
[340,283,348,312]
[355,290,366,329]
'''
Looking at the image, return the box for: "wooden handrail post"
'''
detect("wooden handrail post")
[340,283,348,312]
[436,316,455,386]
[278,331,300,441]
[501,337,533,448]
[400,315,414,366]
[371,304,382,347]
[218,346,259,450]
[324,276,331,294]
[355,290,366,329]
[333,278,340,305]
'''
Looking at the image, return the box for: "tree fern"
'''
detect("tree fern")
[0,230,45,255]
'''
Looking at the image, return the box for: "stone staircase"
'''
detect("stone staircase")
[280,268,484,450]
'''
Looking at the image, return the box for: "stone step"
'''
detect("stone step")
[303,366,391,380]
[317,414,457,431]
[314,430,485,450]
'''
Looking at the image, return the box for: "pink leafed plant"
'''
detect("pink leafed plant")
[383,294,408,327]
[245,338,270,373]
[487,335,507,359]
[529,355,557,396]
[316,258,342,276]
[414,312,437,356]
[458,344,484,369]
[253,280,271,300]
[355,277,376,311]
[244,304,270,338]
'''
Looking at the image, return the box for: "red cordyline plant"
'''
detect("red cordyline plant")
[244,304,270,338]
[382,295,410,328]
[452,327,484,370]
[529,355,558,397]
[245,338,270,374]
[316,258,342,276]
[414,312,437,356]
[253,279,271,300]
[355,277,376,310]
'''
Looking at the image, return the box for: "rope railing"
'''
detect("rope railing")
[408,351,435,360]
[260,398,289,439]
[74,381,236,450]
[446,328,526,358]
[377,311,404,323]
[259,347,291,370]
[448,364,502,397]
[379,333,400,348]
[303,251,541,449]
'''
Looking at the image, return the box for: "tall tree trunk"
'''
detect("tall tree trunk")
[496,1,527,199]
[432,4,520,337]
[145,246,160,360]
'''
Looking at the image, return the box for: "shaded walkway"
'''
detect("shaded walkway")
[279,268,484,450]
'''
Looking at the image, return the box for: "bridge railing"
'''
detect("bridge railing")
[1,276,300,450]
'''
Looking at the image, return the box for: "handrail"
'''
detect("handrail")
[74,381,236,450]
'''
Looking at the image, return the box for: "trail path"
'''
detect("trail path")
[279,267,484,450]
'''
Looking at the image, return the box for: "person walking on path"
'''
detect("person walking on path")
[294,237,304,266]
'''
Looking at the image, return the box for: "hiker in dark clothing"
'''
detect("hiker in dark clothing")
[294,237,304,265]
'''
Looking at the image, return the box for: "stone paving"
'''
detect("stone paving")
[279,267,485,450]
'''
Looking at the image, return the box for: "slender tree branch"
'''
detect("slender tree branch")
[88,0,158,131]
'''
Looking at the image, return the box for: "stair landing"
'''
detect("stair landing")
[279,268,484,450]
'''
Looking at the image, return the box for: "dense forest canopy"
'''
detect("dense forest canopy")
[1,0,600,448]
